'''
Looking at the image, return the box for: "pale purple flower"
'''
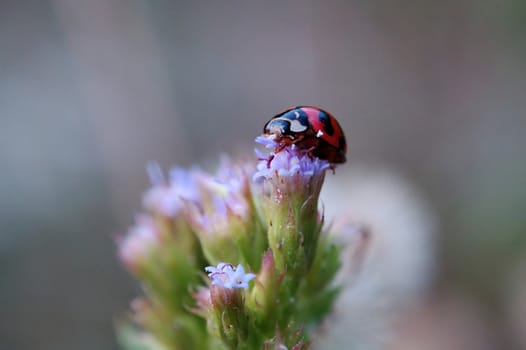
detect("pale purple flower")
[252,135,331,214]
[253,139,330,183]
[118,215,159,271]
[187,160,250,234]
[255,135,279,149]
[142,186,183,217]
[205,263,256,290]
[206,157,248,217]
[169,166,200,202]
[142,162,200,217]
[146,161,165,186]
[191,286,212,317]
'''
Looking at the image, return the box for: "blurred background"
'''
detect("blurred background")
[1,0,525,349]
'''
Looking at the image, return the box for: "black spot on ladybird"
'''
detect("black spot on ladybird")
[338,136,345,149]
[318,111,335,136]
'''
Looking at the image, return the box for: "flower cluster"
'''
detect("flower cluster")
[253,136,331,182]
[116,132,345,350]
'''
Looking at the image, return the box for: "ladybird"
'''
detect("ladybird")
[263,106,347,164]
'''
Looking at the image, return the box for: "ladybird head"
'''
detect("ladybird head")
[263,118,291,137]
[263,107,310,139]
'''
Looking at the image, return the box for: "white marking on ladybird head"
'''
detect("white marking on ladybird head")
[289,119,308,132]
[316,130,324,138]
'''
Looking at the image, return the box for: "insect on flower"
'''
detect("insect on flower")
[263,106,347,164]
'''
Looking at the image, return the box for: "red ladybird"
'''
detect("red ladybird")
[263,106,347,164]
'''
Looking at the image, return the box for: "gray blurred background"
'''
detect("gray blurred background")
[1,0,525,349]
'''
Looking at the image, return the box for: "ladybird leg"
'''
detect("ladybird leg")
[304,145,317,160]
[275,143,287,153]
[266,153,275,168]
[272,141,291,157]
[290,133,305,146]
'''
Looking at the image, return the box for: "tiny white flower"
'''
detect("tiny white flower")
[205,262,234,275]
[205,262,256,290]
